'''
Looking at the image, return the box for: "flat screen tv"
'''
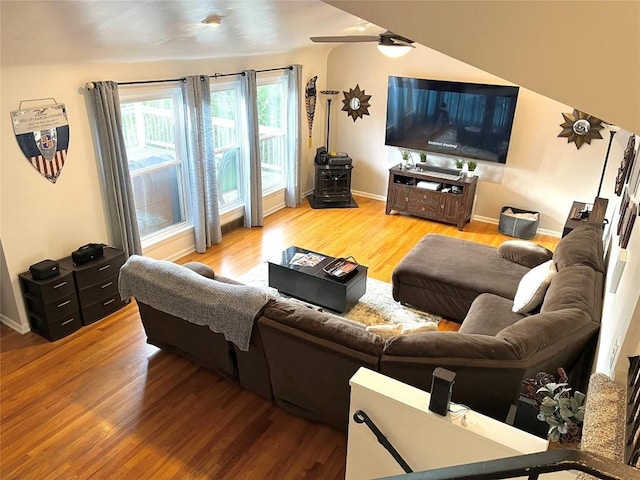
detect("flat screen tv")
[385,76,519,163]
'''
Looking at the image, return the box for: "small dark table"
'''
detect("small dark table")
[267,246,367,313]
[562,198,608,237]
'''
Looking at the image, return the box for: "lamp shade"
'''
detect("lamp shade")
[377,43,414,58]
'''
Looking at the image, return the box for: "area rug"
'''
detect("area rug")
[236,262,441,336]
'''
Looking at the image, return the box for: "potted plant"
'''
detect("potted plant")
[400,149,414,169]
[419,151,427,163]
[466,160,478,176]
[454,158,465,169]
[522,368,585,446]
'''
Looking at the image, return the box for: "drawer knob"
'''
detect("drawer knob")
[101,281,113,289]
[98,264,111,272]
[57,300,71,308]
[421,207,425,212]
[53,281,67,289]
[60,318,74,326]
[103,298,116,306]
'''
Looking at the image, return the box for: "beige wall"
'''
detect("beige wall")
[323,41,640,381]
[326,42,629,233]
[327,0,640,135]
[0,49,329,332]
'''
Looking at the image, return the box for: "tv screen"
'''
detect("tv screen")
[385,76,519,163]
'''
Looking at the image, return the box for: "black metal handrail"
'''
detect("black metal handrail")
[353,409,413,473]
[378,448,640,480]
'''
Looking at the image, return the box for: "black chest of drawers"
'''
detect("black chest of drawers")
[58,247,127,325]
[20,246,127,341]
[19,268,83,341]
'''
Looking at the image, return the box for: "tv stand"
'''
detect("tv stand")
[385,164,477,231]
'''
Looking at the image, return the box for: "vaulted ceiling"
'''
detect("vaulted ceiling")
[327,0,640,135]
[1,1,638,133]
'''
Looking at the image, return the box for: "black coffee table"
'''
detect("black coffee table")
[267,246,367,313]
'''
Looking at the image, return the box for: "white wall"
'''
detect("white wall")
[0,48,329,332]
[346,368,573,479]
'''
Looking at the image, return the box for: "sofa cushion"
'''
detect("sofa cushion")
[512,260,556,314]
[392,234,530,321]
[541,265,596,318]
[552,225,604,273]
[262,298,384,356]
[459,293,525,335]
[497,240,553,268]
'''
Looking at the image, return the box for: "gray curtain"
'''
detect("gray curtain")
[182,75,222,252]
[285,65,302,207]
[86,81,142,257]
[241,70,263,227]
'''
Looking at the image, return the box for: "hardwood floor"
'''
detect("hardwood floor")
[0,196,559,479]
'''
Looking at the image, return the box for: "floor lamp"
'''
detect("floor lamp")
[591,125,619,222]
[320,90,339,151]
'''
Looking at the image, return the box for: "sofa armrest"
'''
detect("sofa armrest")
[497,239,553,268]
[182,261,216,278]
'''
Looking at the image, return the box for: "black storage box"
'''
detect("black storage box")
[499,206,540,239]
[29,259,60,280]
[72,243,105,265]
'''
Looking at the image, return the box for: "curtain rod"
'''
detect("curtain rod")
[117,65,293,86]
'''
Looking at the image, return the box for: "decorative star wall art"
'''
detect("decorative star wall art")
[557,109,604,149]
[341,84,371,122]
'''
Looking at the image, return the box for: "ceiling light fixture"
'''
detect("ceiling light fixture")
[377,41,414,58]
[202,15,222,27]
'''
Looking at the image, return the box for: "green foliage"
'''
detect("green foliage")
[454,159,465,169]
[257,83,283,128]
[400,149,411,160]
[211,90,236,120]
[466,160,478,171]
[419,151,427,162]
[535,382,586,442]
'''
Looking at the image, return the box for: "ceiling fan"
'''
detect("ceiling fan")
[310,31,415,57]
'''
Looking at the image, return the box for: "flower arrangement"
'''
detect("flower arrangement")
[522,367,586,443]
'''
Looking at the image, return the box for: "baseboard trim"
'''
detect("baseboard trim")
[1,313,30,334]
[351,189,386,202]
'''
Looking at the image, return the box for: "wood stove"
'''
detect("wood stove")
[312,163,353,205]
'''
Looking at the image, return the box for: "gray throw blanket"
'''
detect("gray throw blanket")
[118,255,269,351]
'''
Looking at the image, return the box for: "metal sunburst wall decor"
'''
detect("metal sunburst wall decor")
[341,84,371,122]
[558,109,604,149]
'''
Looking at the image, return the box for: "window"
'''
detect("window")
[211,80,244,209]
[257,73,288,193]
[119,86,189,240]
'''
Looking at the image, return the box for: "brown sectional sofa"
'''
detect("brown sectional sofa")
[120,225,604,431]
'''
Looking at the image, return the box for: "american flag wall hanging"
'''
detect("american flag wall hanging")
[11,103,69,184]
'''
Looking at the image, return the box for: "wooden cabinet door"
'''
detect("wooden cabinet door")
[440,194,461,223]
[387,184,410,212]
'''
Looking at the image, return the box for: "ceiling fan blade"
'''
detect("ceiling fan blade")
[310,35,380,43]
